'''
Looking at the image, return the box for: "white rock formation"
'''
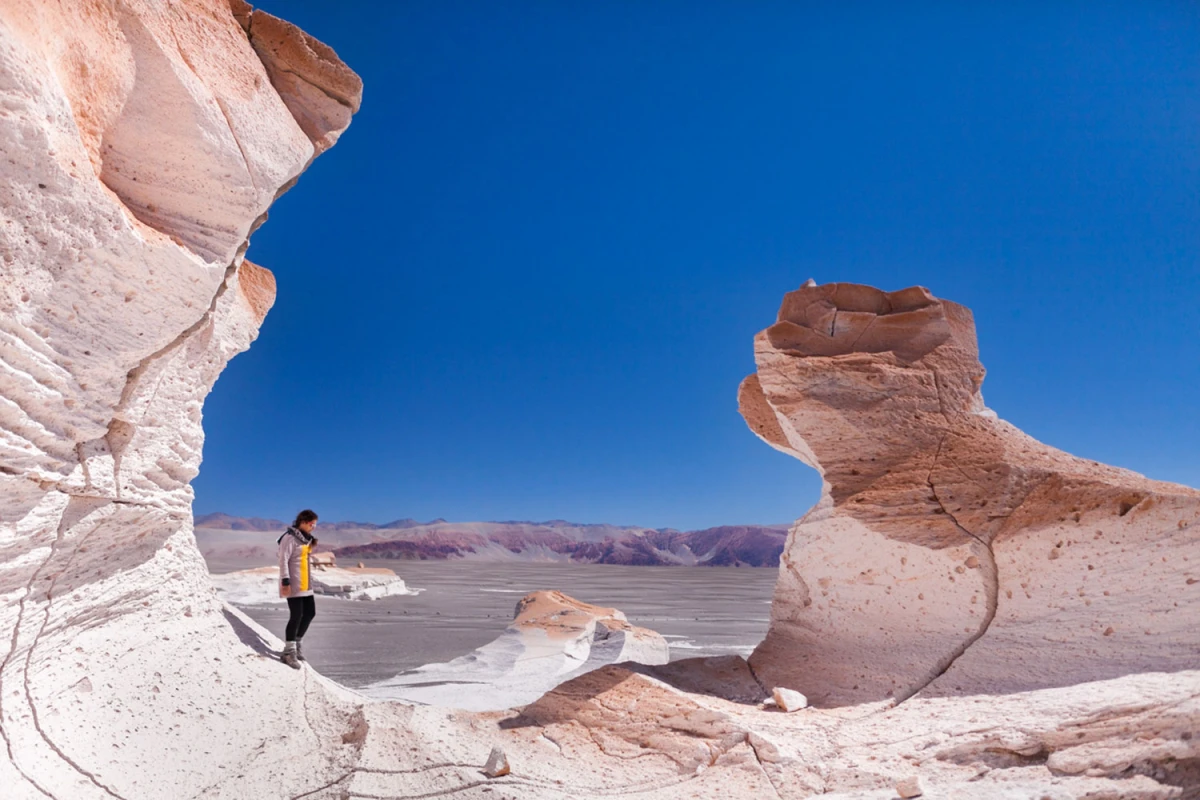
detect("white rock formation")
[0,2,368,797]
[365,590,670,711]
[311,566,419,601]
[211,565,419,604]
[2,1,1197,797]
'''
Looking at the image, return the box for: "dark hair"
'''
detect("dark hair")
[292,509,318,528]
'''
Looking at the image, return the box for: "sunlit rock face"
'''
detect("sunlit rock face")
[740,281,1200,707]
[365,590,670,711]
[5,0,1198,794]
[0,2,363,796]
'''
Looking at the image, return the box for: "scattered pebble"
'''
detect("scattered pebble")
[483,746,510,778]
[896,775,924,798]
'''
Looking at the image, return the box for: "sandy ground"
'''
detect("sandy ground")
[212,560,777,687]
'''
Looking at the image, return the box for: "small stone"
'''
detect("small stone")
[896,775,924,798]
[771,687,808,712]
[482,746,510,778]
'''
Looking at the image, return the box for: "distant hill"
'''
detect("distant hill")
[194,512,286,532]
[195,514,790,568]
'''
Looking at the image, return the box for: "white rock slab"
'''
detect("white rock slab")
[363,590,669,711]
[771,686,808,712]
[211,566,418,604]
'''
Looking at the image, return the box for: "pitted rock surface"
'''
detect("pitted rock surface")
[741,281,1200,707]
[2,3,1197,795]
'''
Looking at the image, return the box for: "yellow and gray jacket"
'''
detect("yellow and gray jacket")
[277,526,315,598]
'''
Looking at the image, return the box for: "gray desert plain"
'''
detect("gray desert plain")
[0,2,1197,799]
[207,558,779,690]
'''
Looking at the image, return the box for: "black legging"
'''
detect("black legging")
[285,595,316,641]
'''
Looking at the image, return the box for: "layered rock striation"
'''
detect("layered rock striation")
[3,1,1198,796]
[740,281,1200,707]
[0,2,365,796]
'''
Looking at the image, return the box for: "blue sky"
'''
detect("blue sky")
[193,1,1199,529]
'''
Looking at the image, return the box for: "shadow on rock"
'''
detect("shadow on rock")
[631,655,768,706]
[222,607,277,657]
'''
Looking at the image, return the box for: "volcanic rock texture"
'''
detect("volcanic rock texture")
[740,281,1200,707]
[0,1,363,796]
[4,0,1199,796]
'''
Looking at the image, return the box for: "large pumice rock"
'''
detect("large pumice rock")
[364,590,670,711]
[740,281,1200,707]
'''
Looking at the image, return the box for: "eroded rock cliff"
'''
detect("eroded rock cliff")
[741,281,1200,707]
[0,1,364,796]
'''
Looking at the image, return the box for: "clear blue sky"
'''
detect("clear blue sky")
[193,1,1199,529]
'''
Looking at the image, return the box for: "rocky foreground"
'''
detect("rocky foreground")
[0,2,1196,798]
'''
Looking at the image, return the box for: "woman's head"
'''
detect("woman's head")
[293,509,318,533]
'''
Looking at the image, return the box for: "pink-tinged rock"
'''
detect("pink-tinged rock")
[740,281,1200,706]
[516,665,755,777]
[896,775,924,798]
[244,10,363,156]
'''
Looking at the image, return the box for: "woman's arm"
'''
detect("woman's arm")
[278,534,294,587]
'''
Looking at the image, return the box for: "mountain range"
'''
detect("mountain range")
[194,513,790,568]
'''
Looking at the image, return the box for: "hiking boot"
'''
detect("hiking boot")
[295,640,306,662]
[280,643,301,670]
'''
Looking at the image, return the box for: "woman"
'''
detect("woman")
[277,509,319,669]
